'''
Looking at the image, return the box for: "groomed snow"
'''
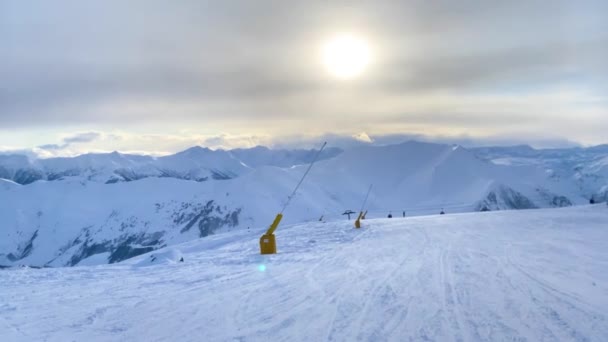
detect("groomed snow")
[1,205,607,341]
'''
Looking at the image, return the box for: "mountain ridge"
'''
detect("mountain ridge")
[1,140,606,267]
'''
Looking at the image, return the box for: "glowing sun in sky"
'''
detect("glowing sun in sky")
[322,34,371,79]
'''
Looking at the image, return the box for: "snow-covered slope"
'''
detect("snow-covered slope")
[0,155,44,185]
[307,141,592,218]
[0,169,339,268]
[1,205,607,341]
[474,144,608,202]
[230,145,343,168]
[2,141,604,267]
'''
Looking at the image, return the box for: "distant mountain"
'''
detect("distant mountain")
[1,141,606,267]
[230,145,343,168]
[0,154,44,185]
[306,141,580,213]
[0,145,342,185]
[473,144,608,202]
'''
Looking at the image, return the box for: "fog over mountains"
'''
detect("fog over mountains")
[1,141,607,267]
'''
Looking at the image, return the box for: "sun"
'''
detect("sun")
[322,34,371,80]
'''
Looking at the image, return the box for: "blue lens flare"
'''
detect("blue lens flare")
[258,264,267,272]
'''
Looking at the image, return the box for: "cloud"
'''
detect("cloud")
[375,40,608,94]
[353,132,373,143]
[27,131,274,158]
[37,131,103,152]
[0,1,606,145]
[63,132,101,144]
[270,132,583,150]
[0,129,590,160]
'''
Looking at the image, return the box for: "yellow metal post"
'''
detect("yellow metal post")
[260,214,283,254]
[258,141,327,255]
[354,211,363,228]
[260,233,276,254]
[355,184,372,229]
[265,213,283,235]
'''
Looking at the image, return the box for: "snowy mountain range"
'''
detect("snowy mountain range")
[0,146,343,185]
[1,141,607,267]
[472,144,608,202]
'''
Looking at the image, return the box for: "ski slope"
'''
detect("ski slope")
[1,205,607,341]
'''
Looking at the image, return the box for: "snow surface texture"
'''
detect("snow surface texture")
[1,205,607,341]
[2,141,606,267]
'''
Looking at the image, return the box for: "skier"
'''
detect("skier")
[388,212,393,218]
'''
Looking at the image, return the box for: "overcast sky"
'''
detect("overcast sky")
[1,0,607,156]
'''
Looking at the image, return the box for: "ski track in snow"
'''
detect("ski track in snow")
[1,205,608,341]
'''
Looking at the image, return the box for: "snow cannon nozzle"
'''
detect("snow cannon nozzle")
[354,211,364,228]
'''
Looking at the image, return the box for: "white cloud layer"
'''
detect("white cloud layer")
[1,1,606,150]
